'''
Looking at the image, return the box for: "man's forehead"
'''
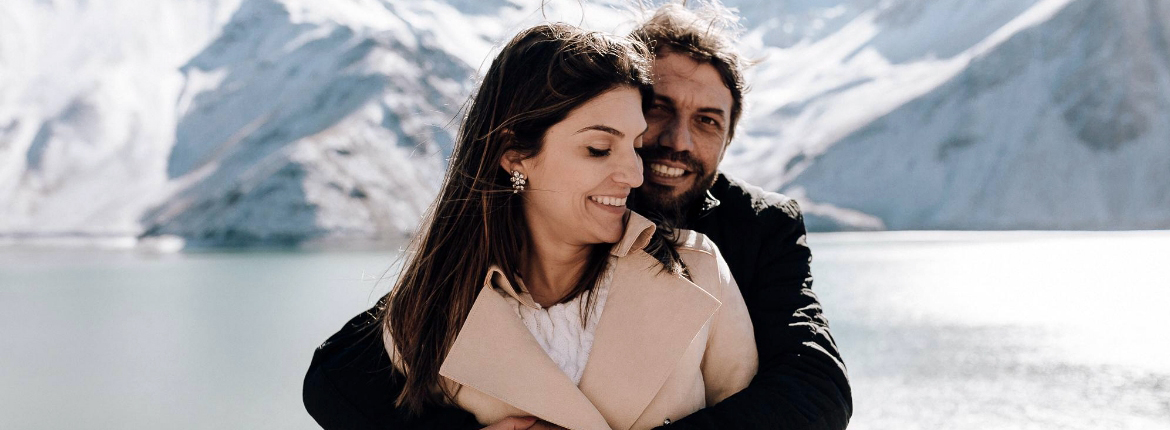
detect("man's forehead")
[651,52,732,111]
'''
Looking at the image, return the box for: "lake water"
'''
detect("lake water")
[1,231,1168,429]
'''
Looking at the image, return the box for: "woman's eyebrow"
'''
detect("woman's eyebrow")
[575,124,625,137]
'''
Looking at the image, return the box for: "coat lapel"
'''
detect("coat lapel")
[439,269,611,430]
[578,223,722,430]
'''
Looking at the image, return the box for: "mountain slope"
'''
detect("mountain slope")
[0,0,241,237]
[746,0,1170,230]
[139,0,474,246]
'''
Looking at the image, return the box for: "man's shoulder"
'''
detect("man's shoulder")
[672,229,733,295]
[711,173,803,225]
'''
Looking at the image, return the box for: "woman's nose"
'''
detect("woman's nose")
[614,146,644,188]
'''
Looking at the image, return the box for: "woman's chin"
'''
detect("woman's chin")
[574,223,624,245]
[599,224,627,244]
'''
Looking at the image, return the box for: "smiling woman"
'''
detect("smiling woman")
[305,22,757,430]
[502,87,647,248]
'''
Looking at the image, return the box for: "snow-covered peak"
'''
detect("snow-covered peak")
[750,0,1170,230]
[0,0,240,237]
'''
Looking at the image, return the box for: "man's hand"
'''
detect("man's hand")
[481,417,565,430]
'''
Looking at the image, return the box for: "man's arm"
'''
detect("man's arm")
[665,199,852,429]
[303,306,482,430]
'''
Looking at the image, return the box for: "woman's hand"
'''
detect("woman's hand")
[481,416,536,430]
[481,416,566,430]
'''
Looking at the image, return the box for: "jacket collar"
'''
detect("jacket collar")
[439,211,721,430]
[687,173,724,224]
[610,210,657,257]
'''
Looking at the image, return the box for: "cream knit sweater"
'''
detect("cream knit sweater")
[496,263,615,385]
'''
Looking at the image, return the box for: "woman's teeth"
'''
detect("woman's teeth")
[650,163,685,178]
[590,196,627,207]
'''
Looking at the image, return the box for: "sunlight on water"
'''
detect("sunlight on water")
[811,231,1170,430]
[0,231,1167,429]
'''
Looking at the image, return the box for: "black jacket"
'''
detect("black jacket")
[303,173,852,429]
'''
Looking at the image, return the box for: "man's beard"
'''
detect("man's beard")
[632,145,718,224]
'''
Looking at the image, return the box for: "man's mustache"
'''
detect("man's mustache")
[637,145,705,174]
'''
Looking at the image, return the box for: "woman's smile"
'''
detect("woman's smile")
[588,194,628,215]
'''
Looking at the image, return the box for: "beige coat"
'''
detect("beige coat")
[387,213,757,430]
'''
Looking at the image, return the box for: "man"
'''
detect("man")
[304,4,851,429]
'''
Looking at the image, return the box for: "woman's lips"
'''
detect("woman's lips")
[588,195,627,207]
[588,195,628,215]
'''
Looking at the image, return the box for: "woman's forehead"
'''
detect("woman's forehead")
[550,88,647,138]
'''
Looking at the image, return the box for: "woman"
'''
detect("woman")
[380,23,756,430]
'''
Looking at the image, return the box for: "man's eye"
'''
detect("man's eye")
[698,116,721,127]
[587,147,612,157]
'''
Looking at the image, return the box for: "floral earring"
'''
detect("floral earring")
[510,170,527,193]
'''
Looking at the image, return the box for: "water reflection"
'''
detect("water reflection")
[0,249,397,429]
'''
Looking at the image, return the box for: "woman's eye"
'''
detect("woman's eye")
[587,147,612,157]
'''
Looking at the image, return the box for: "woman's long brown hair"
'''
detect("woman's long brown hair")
[380,23,684,415]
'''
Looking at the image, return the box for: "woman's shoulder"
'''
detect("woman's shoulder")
[672,229,733,297]
[673,228,719,257]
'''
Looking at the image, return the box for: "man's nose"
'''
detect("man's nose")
[658,118,694,153]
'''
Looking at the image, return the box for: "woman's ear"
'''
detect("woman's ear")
[498,129,525,174]
[499,149,525,175]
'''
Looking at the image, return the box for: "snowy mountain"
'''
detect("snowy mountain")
[1,0,1166,249]
[139,0,476,247]
[722,0,1170,230]
[0,0,242,241]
